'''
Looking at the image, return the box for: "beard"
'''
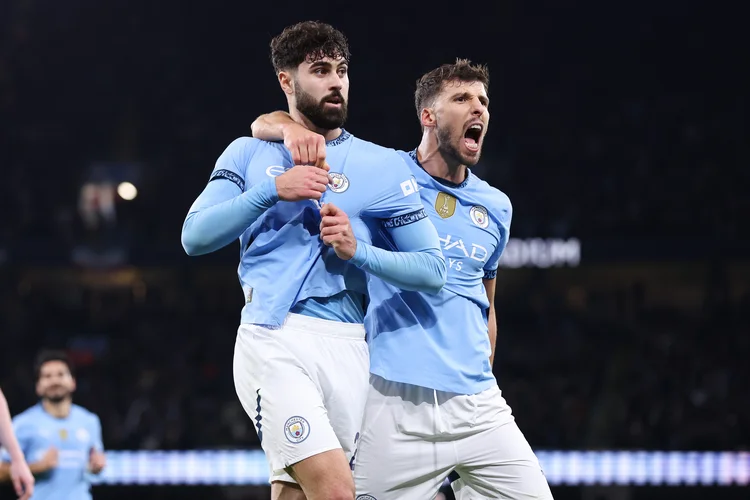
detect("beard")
[43,388,71,404]
[294,81,348,130]
[436,122,481,167]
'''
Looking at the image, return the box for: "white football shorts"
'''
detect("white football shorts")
[234,313,369,484]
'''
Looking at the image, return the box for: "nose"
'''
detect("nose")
[328,73,343,91]
[470,98,485,117]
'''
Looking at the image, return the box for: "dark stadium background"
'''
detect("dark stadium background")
[1,0,747,499]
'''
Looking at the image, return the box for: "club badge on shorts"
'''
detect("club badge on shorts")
[328,172,349,193]
[470,205,490,228]
[356,496,378,500]
[284,416,310,443]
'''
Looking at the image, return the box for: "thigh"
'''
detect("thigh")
[288,448,355,500]
[233,325,341,481]
[354,375,454,500]
[453,388,552,500]
[271,481,306,500]
[315,335,370,469]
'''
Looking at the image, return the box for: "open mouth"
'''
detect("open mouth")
[324,96,343,107]
[463,123,483,152]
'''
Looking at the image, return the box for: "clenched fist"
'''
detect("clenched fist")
[88,448,106,475]
[319,203,357,260]
[283,122,329,169]
[37,447,58,473]
[275,165,331,202]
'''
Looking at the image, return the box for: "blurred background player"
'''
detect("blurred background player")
[0,351,106,500]
[251,59,553,499]
[0,388,34,500]
[181,21,445,500]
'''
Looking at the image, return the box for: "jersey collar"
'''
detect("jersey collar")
[408,149,470,189]
[327,129,351,147]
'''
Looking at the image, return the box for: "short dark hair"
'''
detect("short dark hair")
[414,58,490,117]
[34,350,73,381]
[270,21,351,74]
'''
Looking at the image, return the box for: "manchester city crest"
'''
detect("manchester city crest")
[76,428,90,442]
[470,205,489,228]
[284,416,310,443]
[328,172,349,193]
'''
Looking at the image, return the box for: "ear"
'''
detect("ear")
[420,106,436,129]
[278,70,295,96]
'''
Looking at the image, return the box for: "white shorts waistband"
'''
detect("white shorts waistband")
[279,313,365,340]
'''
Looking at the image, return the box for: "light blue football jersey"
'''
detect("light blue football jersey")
[366,149,512,395]
[1,404,103,500]
[186,131,437,327]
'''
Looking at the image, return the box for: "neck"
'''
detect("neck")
[417,131,467,185]
[42,398,72,419]
[288,106,341,142]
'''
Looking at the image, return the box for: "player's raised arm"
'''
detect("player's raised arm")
[251,111,328,168]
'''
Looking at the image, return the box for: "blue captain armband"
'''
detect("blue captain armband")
[483,269,498,280]
[381,208,427,229]
[209,169,245,191]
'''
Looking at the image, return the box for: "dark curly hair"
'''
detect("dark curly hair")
[270,21,351,74]
[414,58,490,117]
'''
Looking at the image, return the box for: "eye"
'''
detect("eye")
[338,67,348,77]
